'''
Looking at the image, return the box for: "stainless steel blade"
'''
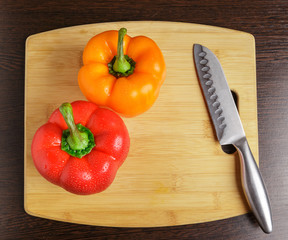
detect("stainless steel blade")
[193,44,272,234]
[193,44,245,145]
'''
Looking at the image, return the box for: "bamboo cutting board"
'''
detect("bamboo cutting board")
[24,21,258,227]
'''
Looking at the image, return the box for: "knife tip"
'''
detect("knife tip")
[193,44,205,55]
[193,43,202,49]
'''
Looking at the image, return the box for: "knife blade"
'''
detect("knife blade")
[193,44,272,234]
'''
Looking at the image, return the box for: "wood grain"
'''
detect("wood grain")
[25,21,258,227]
[1,0,288,239]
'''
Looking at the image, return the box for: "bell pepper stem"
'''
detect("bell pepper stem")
[59,103,89,151]
[113,28,131,73]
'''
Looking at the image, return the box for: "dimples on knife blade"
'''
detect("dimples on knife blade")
[193,44,272,234]
[193,44,245,145]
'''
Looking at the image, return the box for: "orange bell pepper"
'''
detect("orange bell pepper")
[78,28,166,117]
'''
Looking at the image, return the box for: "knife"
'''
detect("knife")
[193,44,272,233]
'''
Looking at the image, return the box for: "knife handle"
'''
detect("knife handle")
[234,138,272,234]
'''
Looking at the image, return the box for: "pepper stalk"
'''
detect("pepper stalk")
[108,28,136,78]
[59,103,95,158]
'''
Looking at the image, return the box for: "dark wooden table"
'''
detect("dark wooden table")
[1,0,287,239]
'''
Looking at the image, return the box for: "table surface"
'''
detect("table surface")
[1,0,287,239]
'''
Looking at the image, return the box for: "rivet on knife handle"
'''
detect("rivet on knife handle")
[193,44,272,233]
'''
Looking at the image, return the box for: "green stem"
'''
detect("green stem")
[113,28,131,73]
[59,103,89,151]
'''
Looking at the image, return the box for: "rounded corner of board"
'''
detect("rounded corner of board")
[24,199,35,218]
[243,32,256,44]
[25,35,33,48]
[25,33,41,50]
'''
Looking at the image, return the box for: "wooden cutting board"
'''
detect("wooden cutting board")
[24,21,258,227]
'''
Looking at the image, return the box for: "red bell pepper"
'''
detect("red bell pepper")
[31,100,130,195]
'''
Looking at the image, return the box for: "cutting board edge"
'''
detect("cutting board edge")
[23,202,250,228]
[25,21,256,42]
